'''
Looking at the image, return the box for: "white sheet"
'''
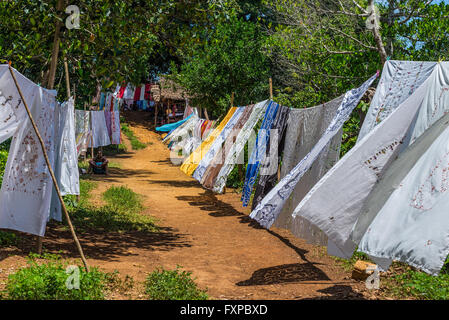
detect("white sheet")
[90,111,111,147]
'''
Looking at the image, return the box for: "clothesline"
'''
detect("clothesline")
[74,109,122,154]
[99,82,156,111]
[158,63,449,276]
[0,64,88,270]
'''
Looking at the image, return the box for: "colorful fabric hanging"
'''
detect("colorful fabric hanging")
[118,85,126,99]
[251,105,290,210]
[144,84,152,100]
[133,86,141,102]
[200,105,253,187]
[249,74,377,233]
[157,113,193,133]
[207,100,269,193]
[241,101,279,207]
[99,92,106,110]
[180,107,237,176]
[192,107,244,182]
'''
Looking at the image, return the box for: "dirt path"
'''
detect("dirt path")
[0,111,372,300]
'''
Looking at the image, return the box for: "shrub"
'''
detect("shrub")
[5,258,107,300]
[144,266,208,300]
[0,230,17,247]
[0,150,8,185]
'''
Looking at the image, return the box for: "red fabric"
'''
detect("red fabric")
[118,85,126,99]
[201,120,208,137]
[133,86,141,102]
[144,83,152,100]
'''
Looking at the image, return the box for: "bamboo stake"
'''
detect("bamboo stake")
[8,64,89,271]
[63,56,71,98]
[154,103,158,127]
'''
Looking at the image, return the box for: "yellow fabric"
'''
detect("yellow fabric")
[180,107,237,176]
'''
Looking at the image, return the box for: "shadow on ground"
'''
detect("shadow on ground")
[301,285,367,300]
[0,224,191,263]
[176,190,243,217]
[236,262,331,286]
[81,167,156,184]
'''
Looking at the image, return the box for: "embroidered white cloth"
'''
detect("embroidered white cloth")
[75,110,91,156]
[193,107,245,182]
[90,111,111,147]
[110,111,121,145]
[249,74,377,231]
[50,98,80,221]
[0,65,57,236]
[359,121,449,275]
[358,60,436,141]
[292,72,433,259]
[212,100,269,193]
[352,111,449,274]
[353,62,449,274]
[53,98,79,195]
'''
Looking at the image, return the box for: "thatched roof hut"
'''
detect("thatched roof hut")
[151,76,189,103]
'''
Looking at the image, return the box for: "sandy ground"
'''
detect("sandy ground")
[0,111,376,300]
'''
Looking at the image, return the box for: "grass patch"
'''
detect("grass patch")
[103,186,143,213]
[64,183,158,233]
[121,123,147,150]
[332,248,449,300]
[144,266,208,300]
[382,259,449,300]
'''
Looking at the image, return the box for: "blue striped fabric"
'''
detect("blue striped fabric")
[241,101,279,207]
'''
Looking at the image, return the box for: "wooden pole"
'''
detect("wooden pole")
[63,56,71,98]
[8,64,89,272]
[204,108,209,121]
[269,77,273,100]
[154,103,158,127]
[48,0,65,89]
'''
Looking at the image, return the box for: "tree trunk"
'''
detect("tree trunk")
[368,0,387,66]
[48,0,65,89]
